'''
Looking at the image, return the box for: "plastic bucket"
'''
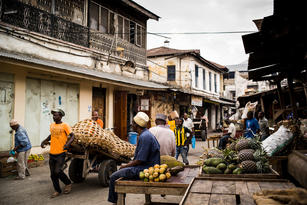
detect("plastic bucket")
[128,132,138,145]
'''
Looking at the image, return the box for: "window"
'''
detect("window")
[130,21,136,44]
[195,65,199,88]
[109,12,115,35]
[209,72,212,91]
[167,65,176,81]
[136,24,141,46]
[202,69,206,90]
[100,7,108,33]
[117,16,123,38]
[90,3,99,30]
[214,74,217,93]
[124,19,130,41]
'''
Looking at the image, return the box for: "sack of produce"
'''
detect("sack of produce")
[262,125,293,157]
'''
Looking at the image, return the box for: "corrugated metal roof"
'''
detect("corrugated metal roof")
[0,51,169,90]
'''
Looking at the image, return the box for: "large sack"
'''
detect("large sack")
[262,125,293,157]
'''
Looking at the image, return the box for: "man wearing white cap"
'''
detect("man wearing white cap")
[9,119,32,180]
[149,113,176,157]
[108,112,160,204]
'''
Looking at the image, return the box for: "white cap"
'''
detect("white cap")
[133,112,149,127]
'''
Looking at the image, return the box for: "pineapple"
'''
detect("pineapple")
[235,138,261,151]
[240,160,257,173]
[253,148,268,162]
[229,142,236,151]
[238,149,255,162]
[256,161,270,173]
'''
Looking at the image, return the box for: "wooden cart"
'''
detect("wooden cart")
[180,177,295,205]
[115,165,199,205]
[66,144,130,187]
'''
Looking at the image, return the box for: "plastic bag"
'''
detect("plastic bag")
[242,101,258,119]
[192,135,196,149]
[7,156,16,163]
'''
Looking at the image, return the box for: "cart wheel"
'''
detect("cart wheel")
[69,158,85,183]
[98,159,117,187]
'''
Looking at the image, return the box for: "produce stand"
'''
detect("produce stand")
[198,166,281,180]
[179,177,295,205]
[115,165,199,205]
[66,144,130,187]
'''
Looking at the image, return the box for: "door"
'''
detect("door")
[25,78,79,146]
[92,87,106,126]
[114,91,127,140]
[0,73,14,151]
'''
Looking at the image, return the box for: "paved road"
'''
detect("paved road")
[0,135,220,205]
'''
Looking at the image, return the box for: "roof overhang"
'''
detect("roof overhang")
[0,51,168,90]
[122,0,160,21]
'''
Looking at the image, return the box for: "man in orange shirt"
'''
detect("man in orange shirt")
[92,111,103,128]
[41,108,75,198]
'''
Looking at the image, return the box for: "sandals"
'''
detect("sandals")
[51,192,60,198]
[63,184,72,194]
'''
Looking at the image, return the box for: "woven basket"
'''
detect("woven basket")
[71,119,135,159]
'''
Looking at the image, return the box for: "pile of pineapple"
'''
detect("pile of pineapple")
[202,138,270,174]
[139,164,172,182]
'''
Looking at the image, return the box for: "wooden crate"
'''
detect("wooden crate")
[198,166,280,180]
[180,177,295,205]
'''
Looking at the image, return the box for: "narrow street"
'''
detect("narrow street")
[0,138,215,205]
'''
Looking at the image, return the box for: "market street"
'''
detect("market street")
[0,139,211,205]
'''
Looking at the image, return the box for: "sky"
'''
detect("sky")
[133,0,273,66]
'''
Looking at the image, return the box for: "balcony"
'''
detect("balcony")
[90,32,146,65]
[0,0,147,65]
[1,0,89,47]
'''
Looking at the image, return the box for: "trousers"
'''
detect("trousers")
[17,149,31,178]
[49,153,71,193]
[108,167,139,203]
[175,146,189,165]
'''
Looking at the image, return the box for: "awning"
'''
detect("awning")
[0,51,169,90]
[204,98,235,106]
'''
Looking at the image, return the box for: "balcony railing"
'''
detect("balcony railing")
[0,0,147,65]
[1,0,89,47]
[90,32,146,65]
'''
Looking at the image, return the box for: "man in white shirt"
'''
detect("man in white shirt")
[183,113,194,153]
[149,114,176,157]
[218,119,236,150]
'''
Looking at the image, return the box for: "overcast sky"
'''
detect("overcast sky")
[134,0,273,66]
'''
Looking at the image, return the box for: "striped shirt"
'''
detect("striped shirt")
[174,126,191,146]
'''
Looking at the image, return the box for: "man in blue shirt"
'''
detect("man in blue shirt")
[108,112,160,204]
[9,119,32,180]
[244,111,260,138]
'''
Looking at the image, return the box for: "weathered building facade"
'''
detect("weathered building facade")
[147,47,232,130]
[0,0,165,152]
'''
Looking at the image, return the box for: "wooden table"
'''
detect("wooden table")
[180,177,295,205]
[207,135,221,148]
[115,165,199,205]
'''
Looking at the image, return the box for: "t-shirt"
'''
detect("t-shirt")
[50,122,72,155]
[96,119,104,128]
[168,120,176,132]
[244,118,259,138]
[149,125,176,157]
[228,123,236,138]
[133,129,160,171]
[183,118,194,132]
[174,126,191,146]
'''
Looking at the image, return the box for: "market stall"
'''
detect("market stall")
[115,165,199,205]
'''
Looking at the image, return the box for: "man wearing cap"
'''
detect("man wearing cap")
[149,113,176,157]
[92,110,103,128]
[9,119,32,180]
[108,112,160,204]
[41,108,75,198]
